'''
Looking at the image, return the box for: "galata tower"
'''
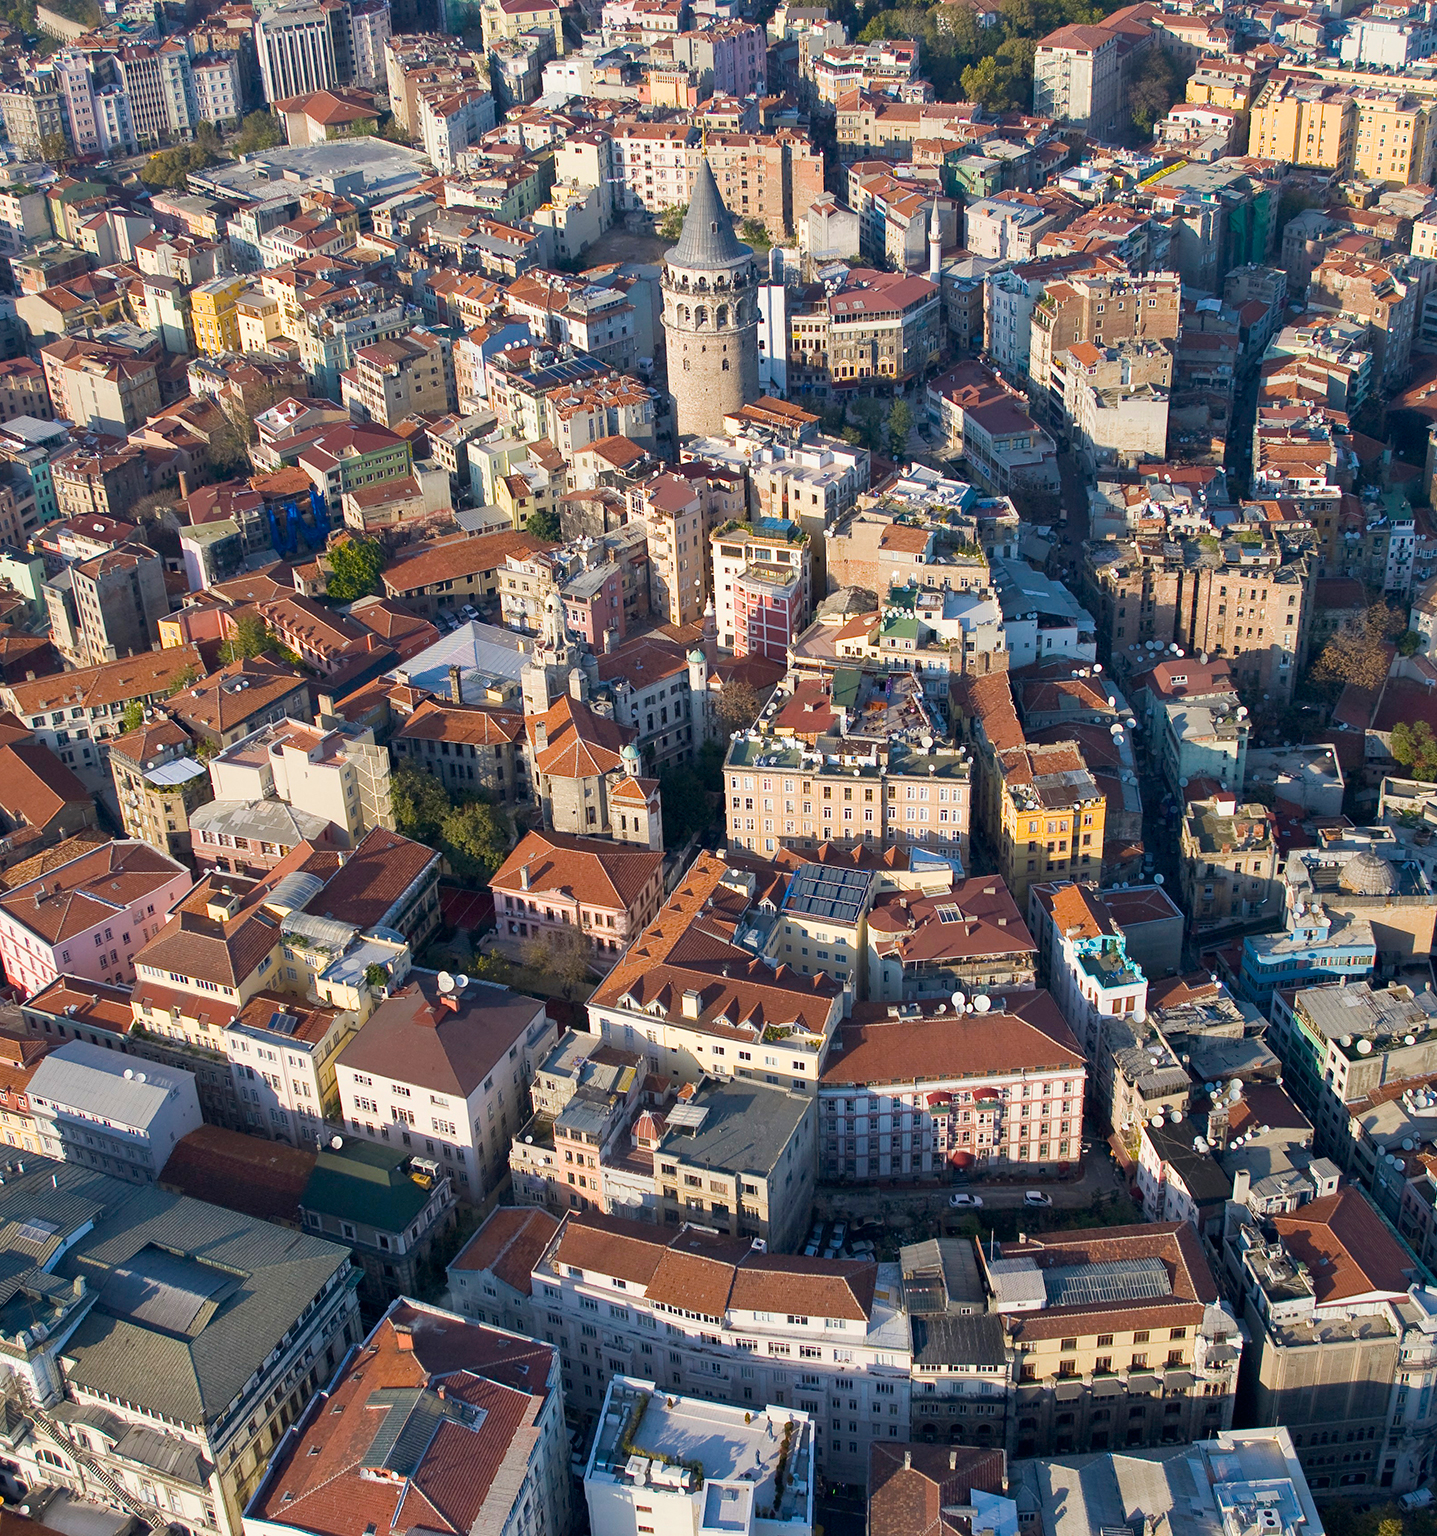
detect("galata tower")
[661,157,761,441]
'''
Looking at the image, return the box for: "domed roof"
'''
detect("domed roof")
[688,646,706,664]
[667,157,752,271]
[621,743,641,761]
[1340,849,1399,896]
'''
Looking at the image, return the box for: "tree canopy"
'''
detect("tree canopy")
[1309,601,1406,698]
[527,509,562,541]
[235,111,282,155]
[326,537,385,603]
[140,142,219,190]
[658,202,688,242]
[1392,721,1437,782]
[1128,48,1182,135]
[391,763,514,883]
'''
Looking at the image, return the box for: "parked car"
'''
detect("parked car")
[461,604,479,620]
[949,1193,984,1208]
[831,1220,848,1245]
[1023,1190,1053,1207]
[848,1241,877,1258]
[803,1241,820,1258]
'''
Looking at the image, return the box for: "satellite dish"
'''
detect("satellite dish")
[1406,1035,1417,1046]
[951,991,966,1010]
[1357,1038,1373,1054]
[1169,1109,1183,1125]
[1154,873,1165,885]
[1151,1114,1165,1128]
[331,1135,343,1150]
[455,974,470,991]
[1180,777,1189,788]
[1093,663,1102,673]
[438,971,454,994]
[974,995,992,1013]
[123,1069,133,1080]
[135,1072,145,1083]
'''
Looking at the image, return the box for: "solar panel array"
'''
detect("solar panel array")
[783,863,870,924]
[1042,1255,1171,1308]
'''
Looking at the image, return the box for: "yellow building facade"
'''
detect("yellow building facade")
[191,273,248,357]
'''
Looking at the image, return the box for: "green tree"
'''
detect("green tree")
[846,396,889,454]
[658,202,688,242]
[379,116,412,144]
[392,763,452,844]
[886,399,915,460]
[660,762,712,845]
[740,217,772,252]
[716,679,762,733]
[235,110,282,154]
[470,950,513,985]
[527,508,562,541]
[121,700,145,733]
[221,611,273,663]
[39,131,70,167]
[165,664,199,696]
[439,799,511,882]
[1128,47,1179,134]
[1392,720,1437,781]
[325,537,384,603]
[521,925,594,998]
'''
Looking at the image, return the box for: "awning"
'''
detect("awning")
[1054,1381,1085,1401]
[1128,1374,1161,1394]
[1164,1371,1194,1390]
[927,1091,953,1106]
[1091,1378,1124,1398]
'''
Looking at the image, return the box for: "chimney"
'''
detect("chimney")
[520,862,530,890]
[903,1451,911,1470]
[534,718,547,752]
[449,664,463,704]
[177,468,190,500]
[1232,1167,1251,1205]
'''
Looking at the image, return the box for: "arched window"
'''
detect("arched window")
[694,306,708,327]
[683,358,690,370]
[678,305,690,325]
[716,306,729,327]
[722,358,730,370]
[698,276,709,291]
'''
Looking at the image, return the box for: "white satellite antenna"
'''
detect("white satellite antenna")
[973,995,991,1013]
[455,974,470,991]
[331,1135,343,1150]
[437,971,455,994]
[951,991,966,1010]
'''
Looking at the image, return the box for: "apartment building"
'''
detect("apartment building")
[587,852,845,1093]
[819,991,1084,1182]
[166,658,315,752]
[389,697,527,806]
[1227,1185,1437,1494]
[335,970,559,1201]
[256,4,339,103]
[989,1223,1240,1459]
[340,328,454,426]
[641,471,713,629]
[1270,978,1437,1165]
[191,273,247,356]
[0,839,192,998]
[1181,790,1282,934]
[64,543,168,667]
[866,875,1037,1002]
[247,1301,571,1536]
[1031,23,1121,135]
[524,1208,913,1487]
[490,828,665,966]
[208,716,395,848]
[711,519,812,661]
[27,1038,203,1182]
[1027,880,1146,1068]
[0,1158,359,1536]
[1251,77,1356,170]
[1029,271,1182,423]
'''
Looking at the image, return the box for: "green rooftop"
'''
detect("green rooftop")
[301,1141,434,1233]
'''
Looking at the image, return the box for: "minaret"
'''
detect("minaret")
[661,158,761,441]
[928,203,942,283]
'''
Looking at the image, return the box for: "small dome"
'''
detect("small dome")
[1340,849,1398,896]
[621,743,641,762]
[688,647,706,664]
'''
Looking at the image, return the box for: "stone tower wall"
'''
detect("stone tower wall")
[662,270,761,440]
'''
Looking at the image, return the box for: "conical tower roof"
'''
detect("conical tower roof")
[667,157,751,270]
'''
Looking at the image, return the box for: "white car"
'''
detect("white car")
[949,1193,983,1208]
[803,1241,820,1258]
[1023,1190,1053,1207]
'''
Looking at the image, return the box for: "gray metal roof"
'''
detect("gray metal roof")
[0,1158,350,1429]
[667,157,752,271]
[27,1041,193,1133]
[659,1079,810,1177]
[911,1311,1007,1369]
[189,798,332,846]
